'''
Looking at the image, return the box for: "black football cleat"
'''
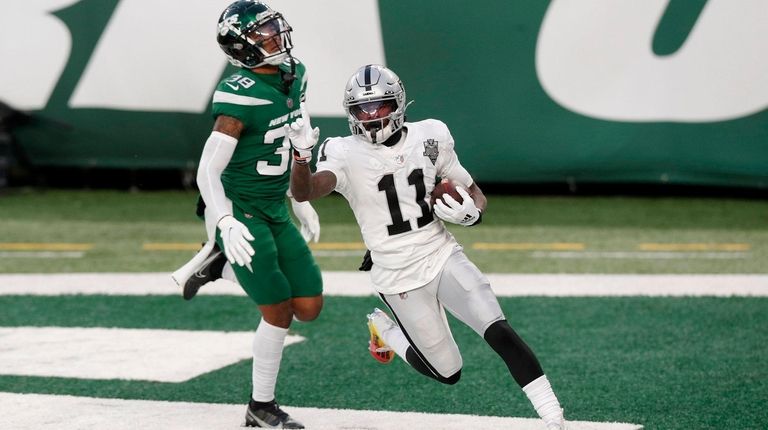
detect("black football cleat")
[182,243,226,300]
[245,399,304,429]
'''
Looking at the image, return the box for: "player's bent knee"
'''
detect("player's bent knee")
[259,300,295,328]
[293,309,320,322]
[291,295,323,321]
[484,320,544,387]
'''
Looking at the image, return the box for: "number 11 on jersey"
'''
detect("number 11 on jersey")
[378,169,433,236]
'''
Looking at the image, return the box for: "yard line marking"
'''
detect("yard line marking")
[312,250,367,257]
[0,243,92,251]
[0,251,85,259]
[532,251,749,259]
[143,242,369,251]
[310,242,367,250]
[0,393,643,430]
[638,243,750,251]
[143,243,201,251]
[473,242,585,251]
[0,272,765,297]
[0,327,303,383]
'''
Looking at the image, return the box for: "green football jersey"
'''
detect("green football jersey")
[212,60,307,221]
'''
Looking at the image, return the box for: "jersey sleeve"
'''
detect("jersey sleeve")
[211,75,274,125]
[432,120,474,188]
[315,137,349,194]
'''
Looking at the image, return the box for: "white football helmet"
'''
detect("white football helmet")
[343,65,408,144]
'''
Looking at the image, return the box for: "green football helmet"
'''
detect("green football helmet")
[216,0,293,68]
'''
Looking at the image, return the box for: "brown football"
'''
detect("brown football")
[431,179,463,206]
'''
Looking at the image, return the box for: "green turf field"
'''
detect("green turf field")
[1,190,767,429]
[0,189,766,274]
[0,294,766,429]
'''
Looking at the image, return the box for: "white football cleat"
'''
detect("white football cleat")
[367,308,397,364]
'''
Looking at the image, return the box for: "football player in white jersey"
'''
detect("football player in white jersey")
[286,64,566,430]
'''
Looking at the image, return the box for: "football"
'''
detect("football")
[431,179,463,206]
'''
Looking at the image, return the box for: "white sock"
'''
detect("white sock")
[251,318,288,402]
[222,263,237,282]
[522,375,564,427]
[380,325,411,360]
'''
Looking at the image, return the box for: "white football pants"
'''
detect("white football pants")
[379,247,505,378]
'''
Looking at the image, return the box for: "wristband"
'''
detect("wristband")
[293,149,311,165]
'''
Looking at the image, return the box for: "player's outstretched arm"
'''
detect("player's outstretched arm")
[284,102,319,164]
[196,116,255,267]
[285,104,338,201]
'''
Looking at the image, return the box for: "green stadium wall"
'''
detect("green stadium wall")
[4,0,767,188]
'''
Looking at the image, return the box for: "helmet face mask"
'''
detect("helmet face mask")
[343,65,408,144]
[349,99,397,134]
[217,0,293,69]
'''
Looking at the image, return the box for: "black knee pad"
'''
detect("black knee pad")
[483,320,544,387]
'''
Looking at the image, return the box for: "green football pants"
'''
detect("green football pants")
[216,207,323,305]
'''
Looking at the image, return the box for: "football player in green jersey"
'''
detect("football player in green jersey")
[178,1,322,428]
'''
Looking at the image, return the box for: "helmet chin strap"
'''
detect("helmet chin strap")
[375,103,410,145]
[280,54,296,93]
[380,128,404,147]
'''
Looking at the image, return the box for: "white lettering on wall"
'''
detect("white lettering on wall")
[536,0,768,122]
[67,0,385,116]
[69,0,231,113]
[0,0,81,110]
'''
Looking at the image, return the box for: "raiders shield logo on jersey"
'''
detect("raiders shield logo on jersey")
[423,139,439,165]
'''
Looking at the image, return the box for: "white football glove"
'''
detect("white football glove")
[217,215,255,267]
[290,198,320,243]
[433,187,481,226]
[283,102,319,162]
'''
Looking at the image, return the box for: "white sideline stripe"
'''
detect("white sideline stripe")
[0,393,643,430]
[0,327,304,383]
[0,272,765,297]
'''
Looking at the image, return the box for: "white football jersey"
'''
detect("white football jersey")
[316,119,474,294]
